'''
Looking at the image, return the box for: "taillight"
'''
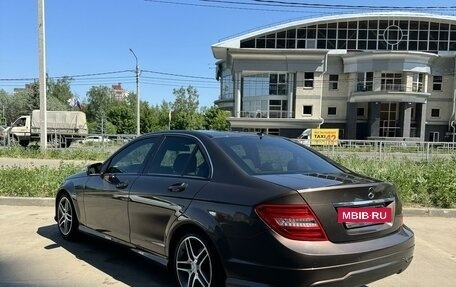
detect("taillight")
[255,204,327,241]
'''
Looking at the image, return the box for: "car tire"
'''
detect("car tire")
[173,233,223,287]
[57,193,79,241]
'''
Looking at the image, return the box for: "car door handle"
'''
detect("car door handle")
[168,182,188,192]
[116,181,129,189]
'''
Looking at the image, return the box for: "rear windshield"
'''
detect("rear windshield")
[213,135,342,175]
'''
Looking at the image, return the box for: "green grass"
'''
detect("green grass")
[334,155,456,208]
[0,148,455,208]
[0,146,110,161]
[0,163,84,197]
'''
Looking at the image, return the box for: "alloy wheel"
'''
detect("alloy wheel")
[57,196,73,236]
[175,235,213,287]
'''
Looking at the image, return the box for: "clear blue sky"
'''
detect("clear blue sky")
[1,0,455,108]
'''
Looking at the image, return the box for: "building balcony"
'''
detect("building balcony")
[352,82,430,103]
[241,110,293,118]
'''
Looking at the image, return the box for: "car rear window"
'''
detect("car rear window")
[213,135,342,175]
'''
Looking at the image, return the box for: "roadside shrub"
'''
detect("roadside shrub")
[0,163,83,197]
[0,146,110,161]
[333,155,456,208]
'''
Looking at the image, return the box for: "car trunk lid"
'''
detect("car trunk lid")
[255,173,402,243]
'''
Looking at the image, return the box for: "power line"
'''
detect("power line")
[250,0,456,10]
[142,70,214,80]
[58,70,133,78]
[146,0,456,12]
[144,0,307,13]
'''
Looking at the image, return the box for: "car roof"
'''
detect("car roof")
[141,130,271,139]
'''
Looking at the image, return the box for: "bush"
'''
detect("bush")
[0,146,110,161]
[0,163,83,197]
[334,155,456,208]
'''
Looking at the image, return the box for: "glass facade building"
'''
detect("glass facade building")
[212,12,456,141]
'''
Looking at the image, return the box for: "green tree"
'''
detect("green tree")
[0,90,10,126]
[108,105,135,134]
[2,89,34,125]
[89,110,116,134]
[25,81,40,111]
[171,86,203,130]
[47,76,74,107]
[85,86,113,122]
[203,106,230,131]
[135,100,171,133]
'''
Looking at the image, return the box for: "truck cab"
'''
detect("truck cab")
[10,116,32,145]
[296,129,311,146]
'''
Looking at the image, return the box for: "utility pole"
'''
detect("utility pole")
[129,48,140,135]
[38,0,47,150]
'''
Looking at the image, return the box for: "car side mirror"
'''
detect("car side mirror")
[87,162,103,175]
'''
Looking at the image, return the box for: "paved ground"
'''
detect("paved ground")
[0,205,455,287]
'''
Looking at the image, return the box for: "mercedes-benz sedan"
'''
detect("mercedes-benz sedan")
[55,130,414,287]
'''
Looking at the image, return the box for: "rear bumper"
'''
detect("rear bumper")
[224,225,414,287]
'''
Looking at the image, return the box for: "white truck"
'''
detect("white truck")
[8,110,88,148]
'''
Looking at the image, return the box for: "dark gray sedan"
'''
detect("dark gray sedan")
[55,130,414,287]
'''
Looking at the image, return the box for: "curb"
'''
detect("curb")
[1,196,456,218]
[0,196,54,207]
[403,207,456,218]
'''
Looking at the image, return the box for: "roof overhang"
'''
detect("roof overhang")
[229,117,322,129]
[212,12,456,61]
[342,51,438,73]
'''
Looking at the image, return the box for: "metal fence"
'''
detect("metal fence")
[294,139,456,161]
[2,132,456,162]
[0,133,137,153]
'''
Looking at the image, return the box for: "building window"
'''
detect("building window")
[243,73,270,97]
[357,107,365,117]
[269,73,288,95]
[430,132,440,142]
[329,74,338,90]
[431,108,440,118]
[357,72,373,91]
[241,20,456,52]
[304,72,314,88]
[303,105,313,115]
[412,73,424,92]
[220,70,234,100]
[433,76,442,91]
[381,73,403,91]
[269,99,288,118]
[328,106,337,115]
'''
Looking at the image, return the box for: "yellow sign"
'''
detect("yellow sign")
[310,129,339,146]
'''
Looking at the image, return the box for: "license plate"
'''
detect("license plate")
[337,207,392,228]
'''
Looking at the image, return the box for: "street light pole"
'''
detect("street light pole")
[129,48,140,135]
[38,0,47,150]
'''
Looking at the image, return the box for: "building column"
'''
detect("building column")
[424,74,429,93]
[399,102,412,138]
[288,73,295,118]
[415,103,427,141]
[346,102,358,139]
[234,72,241,118]
[368,102,381,137]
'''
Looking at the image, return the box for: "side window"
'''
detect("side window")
[148,136,209,178]
[106,138,157,174]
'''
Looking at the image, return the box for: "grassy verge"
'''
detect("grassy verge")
[0,151,455,208]
[0,163,83,197]
[0,146,110,161]
[334,156,456,208]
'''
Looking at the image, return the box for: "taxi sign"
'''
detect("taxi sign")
[310,129,339,146]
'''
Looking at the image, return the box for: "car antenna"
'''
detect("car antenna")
[257,129,265,139]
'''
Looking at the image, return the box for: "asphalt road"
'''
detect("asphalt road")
[0,205,455,287]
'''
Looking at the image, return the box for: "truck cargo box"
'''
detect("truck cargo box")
[31,110,88,135]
